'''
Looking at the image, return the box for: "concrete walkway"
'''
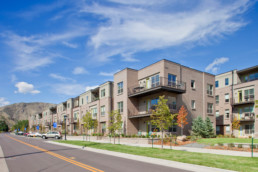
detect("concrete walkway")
[0,146,9,172]
[48,141,234,172]
[63,137,258,157]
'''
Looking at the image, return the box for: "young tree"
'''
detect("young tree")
[232,117,240,135]
[192,116,205,137]
[83,112,98,141]
[108,110,123,144]
[177,105,188,135]
[151,95,176,149]
[204,117,215,138]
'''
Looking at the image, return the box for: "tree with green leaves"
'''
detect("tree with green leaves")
[12,120,29,132]
[192,116,215,138]
[83,111,98,141]
[151,95,177,149]
[108,110,123,144]
[0,120,9,132]
[204,117,215,138]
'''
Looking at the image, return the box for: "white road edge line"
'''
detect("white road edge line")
[0,146,9,172]
[47,141,235,172]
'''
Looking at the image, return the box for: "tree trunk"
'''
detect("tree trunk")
[161,130,164,149]
[181,122,183,136]
[114,133,115,144]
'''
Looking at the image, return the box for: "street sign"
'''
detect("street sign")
[36,125,39,130]
[18,128,20,131]
[25,128,26,131]
[53,122,57,128]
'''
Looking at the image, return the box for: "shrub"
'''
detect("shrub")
[186,136,191,140]
[249,136,252,139]
[218,142,224,146]
[228,143,235,148]
[73,131,78,136]
[238,144,243,148]
[192,117,215,138]
[121,134,125,137]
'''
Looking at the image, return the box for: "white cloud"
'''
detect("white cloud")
[205,57,229,73]
[11,74,17,82]
[85,85,98,91]
[53,84,85,96]
[99,70,120,77]
[0,97,10,107]
[72,67,88,75]
[62,41,78,48]
[80,0,253,62]
[49,73,74,82]
[15,82,40,94]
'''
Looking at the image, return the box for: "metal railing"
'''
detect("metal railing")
[232,95,255,105]
[128,77,186,96]
[235,112,255,121]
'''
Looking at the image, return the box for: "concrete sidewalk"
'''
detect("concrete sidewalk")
[63,137,258,158]
[48,141,234,172]
[0,146,9,172]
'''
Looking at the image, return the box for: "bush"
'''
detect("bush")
[186,136,191,140]
[121,134,125,137]
[228,143,235,148]
[192,117,215,138]
[73,131,78,136]
[218,142,224,146]
[238,144,243,148]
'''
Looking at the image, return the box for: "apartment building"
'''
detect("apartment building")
[113,59,215,135]
[29,59,215,136]
[215,66,258,137]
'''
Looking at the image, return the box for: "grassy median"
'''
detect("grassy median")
[197,138,258,145]
[56,140,258,172]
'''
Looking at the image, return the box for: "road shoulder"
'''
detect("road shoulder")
[48,141,234,172]
[0,146,9,172]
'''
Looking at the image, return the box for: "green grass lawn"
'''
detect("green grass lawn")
[197,138,258,145]
[56,140,258,172]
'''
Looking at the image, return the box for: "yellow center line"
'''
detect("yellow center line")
[6,135,104,172]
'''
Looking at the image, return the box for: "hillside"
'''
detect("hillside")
[0,102,55,127]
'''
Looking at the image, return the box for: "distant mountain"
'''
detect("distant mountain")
[0,102,55,127]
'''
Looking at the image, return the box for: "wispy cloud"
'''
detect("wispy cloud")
[72,67,88,75]
[99,70,120,77]
[62,41,78,48]
[80,0,253,62]
[53,84,85,96]
[0,97,10,107]
[49,73,75,82]
[15,82,40,94]
[205,57,229,73]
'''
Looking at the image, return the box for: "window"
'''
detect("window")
[225,93,229,103]
[67,103,70,109]
[169,124,177,132]
[245,124,254,134]
[225,109,229,118]
[86,96,89,103]
[117,82,123,94]
[101,89,105,97]
[216,111,220,117]
[152,74,160,87]
[118,101,123,113]
[215,95,219,104]
[73,112,78,121]
[216,126,220,134]
[81,98,84,105]
[168,74,176,86]
[215,81,219,88]
[207,103,213,114]
[245,88,254,100]
[91,108,97,118]
[101,106,105,116]
[191,100,196,109]
[226,126,230,134]
[225,78,229,86]
[101,122,106,134]
[207,84,213,96]
[191,80,195,89]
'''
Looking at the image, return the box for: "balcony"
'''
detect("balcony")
[128,104,178,118]
[235,112,255,121]
[128,77,186,98]
[232,95,255,106]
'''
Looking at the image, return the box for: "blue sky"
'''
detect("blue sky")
[0,0,258,106]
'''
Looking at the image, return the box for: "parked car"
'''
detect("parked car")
[23,132,29,136]
[17,131,24,135]
[42,131,62,139]
[28,132,42,137]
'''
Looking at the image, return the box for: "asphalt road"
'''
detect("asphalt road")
[0,133,190,172]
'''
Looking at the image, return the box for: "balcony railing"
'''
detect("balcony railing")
[128,103,178,118]
[128,77,186,97]
[235,112,255,121]
[232,95,255,105]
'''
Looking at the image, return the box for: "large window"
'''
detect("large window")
[244,88,254,100]
[215,81,219,88]
[225,109,229,118]
[225,93,229,103]
[207,103,213,114]
[151,74,160,87]
[225,78,229,86]
[245,124,254,134]
[101,106,105,116]
[73,111,79,121]
[215,95,219,104]
[207,84,213,96]
[168,74,176,86]
[118,101,123,113]
[101,89,105,97]
[91,107,97,118]
[117,82,123,94]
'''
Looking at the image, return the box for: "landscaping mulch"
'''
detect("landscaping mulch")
[207,146,258,152]
[153,140,195,146]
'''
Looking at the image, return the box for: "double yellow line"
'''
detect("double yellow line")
[6,135,104,172]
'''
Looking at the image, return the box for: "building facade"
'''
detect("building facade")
[215,66,258,137]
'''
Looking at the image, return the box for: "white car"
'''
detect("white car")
[28,132,42,137]
[42,131,62,139]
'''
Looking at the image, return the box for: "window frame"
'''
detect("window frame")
[117,82,123,94]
